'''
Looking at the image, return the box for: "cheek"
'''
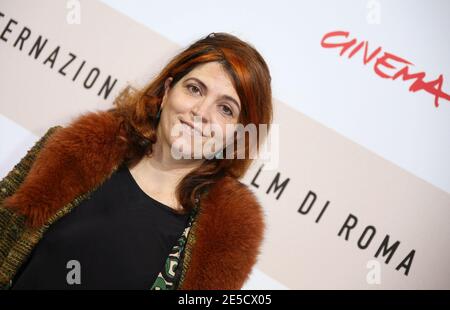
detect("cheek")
[211,122,237,146]
[170,92,192,113]
[159,107,178,145]
[160,96,186,139]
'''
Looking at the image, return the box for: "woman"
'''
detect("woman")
[0,32,272,290]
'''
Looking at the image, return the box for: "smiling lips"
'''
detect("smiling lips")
[180,119,205,137]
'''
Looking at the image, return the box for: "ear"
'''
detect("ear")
[164,76,173,90]
[161,77,173,109]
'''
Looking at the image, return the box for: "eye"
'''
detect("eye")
[187,84,202,96]
[220,104,233,117]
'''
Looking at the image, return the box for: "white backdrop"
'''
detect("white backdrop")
[100,0,450,195]
[1,0,449,289]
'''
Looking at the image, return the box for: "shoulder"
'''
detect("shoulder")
[199,176,266,258]
[180,176,266,289]
[203,175,265,221]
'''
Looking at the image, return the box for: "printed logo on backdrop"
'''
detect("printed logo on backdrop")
[250,164,416,277]
[0,8,118,100]
[320,30,450,108]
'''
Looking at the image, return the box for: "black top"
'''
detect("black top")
[11,163,191,290]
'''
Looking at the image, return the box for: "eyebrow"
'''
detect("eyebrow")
[185,77,241,112]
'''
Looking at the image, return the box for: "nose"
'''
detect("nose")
[191,101,209,125]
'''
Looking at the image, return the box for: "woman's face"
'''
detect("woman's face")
[158,61,242,159]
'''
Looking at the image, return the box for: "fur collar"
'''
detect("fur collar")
[3,109,265,289]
